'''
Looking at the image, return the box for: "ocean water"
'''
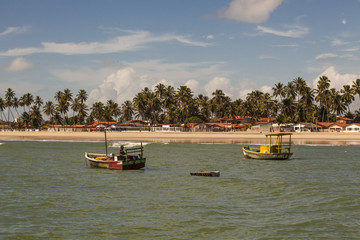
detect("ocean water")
[0,141,359,239]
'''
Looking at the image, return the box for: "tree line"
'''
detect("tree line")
[1,76,360,129]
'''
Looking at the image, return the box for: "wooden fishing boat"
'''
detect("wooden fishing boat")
[85,145,146,170]
[242,133,293,160]
[84,130,146,170]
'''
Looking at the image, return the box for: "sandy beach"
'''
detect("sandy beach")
[1,130,360,145]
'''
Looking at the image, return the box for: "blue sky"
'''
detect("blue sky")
[1,0,360,107]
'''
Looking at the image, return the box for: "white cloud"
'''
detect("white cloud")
[342,19,347,25]
[260,85,272,93]
[51,66,117,85]
[0,26,28,38]
[339,54,359,61]
[206,35,215,40]
[185,79,201,94]
[315,53,337,61]
[204,77,234,98]
[4,57,33,72]
[0,30,210,56]
[89,67,139,104]
[312,66,360,90]
[343,47,359,52]
[257,25,309,38]
[233,78,272,99]
[220,0,283,23]
[331,38,349,46]
[88,66,175,105]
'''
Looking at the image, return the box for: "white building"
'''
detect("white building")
[343,123,360,132]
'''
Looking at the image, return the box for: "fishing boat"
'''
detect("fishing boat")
[84,131,146,170]
[85,146,146,170]
[242,133,293,160]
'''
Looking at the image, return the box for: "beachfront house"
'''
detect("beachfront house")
[343,123,360,132]
[293,123,306,132]
[0,121,11,131]
[249,122,279,132]
[292,122,321,132]
[47,124,88,132]
[152,124,184,132]
[316,122,334,132]
[328,123,347,132]
[188,123,211,132]
[336,117,353,124]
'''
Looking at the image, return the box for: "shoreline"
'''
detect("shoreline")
[1,131,360,145]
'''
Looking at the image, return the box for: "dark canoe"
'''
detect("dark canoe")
[190,171,220,177]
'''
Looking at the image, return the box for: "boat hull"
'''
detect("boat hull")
[85,153,146,170]
[242,147,292,160]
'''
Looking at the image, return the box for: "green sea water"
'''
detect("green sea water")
[0,141,359,239]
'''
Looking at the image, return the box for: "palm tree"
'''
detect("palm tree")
[22,93,34,112]
[285,81,296,101]
[63,88,73,102]
[293,77,308,122]
[12,97,20,120]
[210,89,230,119]
[5,88,15,122]
[29,105,43,129]
[133,87,162,124]
[133,88,149,121]
[196,94,210,121]
[74,89,88,124]
[300,87,315,122]
[43,101,56,123]
[77,102,88,124]
[293,77,307,99]
[147,91,161,124]
[233,98,245,117]
[76,89,88,103]
[21,111,31,129]
[272,82,285,102]
[315,76,331,122]
[90,102,105,121]
[105,100,121,122]
[163,85,176,123]
[331,90,347,116]
[121,100,134,121]
[55,89,72,125]
[351,79,360,98]
[354,109,360,123]
[175,86,196,123]
[246,90,265,121]
[155,83,166,100]
[34,96,44,108]
[340,85,355,113]
[71,98,81,124]
[0,97,7,121]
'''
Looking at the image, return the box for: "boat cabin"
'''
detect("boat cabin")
[261,133,292,154]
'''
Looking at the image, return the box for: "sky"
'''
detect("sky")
[1,0,360,108]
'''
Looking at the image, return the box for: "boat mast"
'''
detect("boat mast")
[104,130,108,156]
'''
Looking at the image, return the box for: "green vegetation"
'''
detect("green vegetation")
[1,76,360,129]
